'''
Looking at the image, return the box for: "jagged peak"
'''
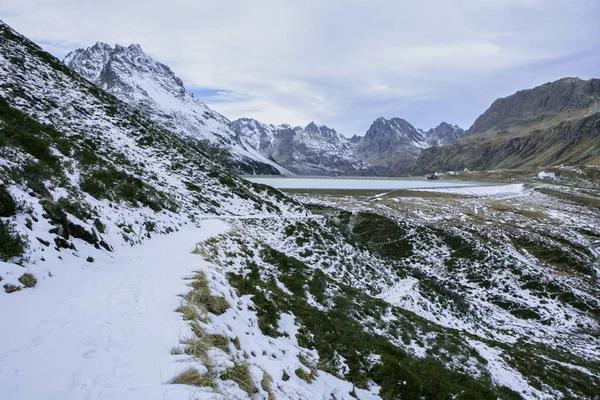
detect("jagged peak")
[305,121,319,131]
[127,43,144,54]
[429,121,463,131]
[372,116,414,127]
[92,41,113,49]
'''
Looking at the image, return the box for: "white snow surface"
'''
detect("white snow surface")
[412,183,525,197]
[0,220,228,400]
[0,217,381,400]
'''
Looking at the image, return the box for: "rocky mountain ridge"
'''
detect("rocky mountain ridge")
[232,117,465,176]
[468,77,600,137]
[231,118,376,176]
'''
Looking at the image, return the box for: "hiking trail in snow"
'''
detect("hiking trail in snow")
[0,219,229,400]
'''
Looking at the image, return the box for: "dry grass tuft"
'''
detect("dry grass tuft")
[232,336,241,350]
[3,284,21,293]
[175,304,199,321]
[171,367,215,387]
[184,323,230,358]
[261,370,275,400]
[295,354,318,383]
[185,272,230,315]
[221,362,256,395]
[18,273,36,288]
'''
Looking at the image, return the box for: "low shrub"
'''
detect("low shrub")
[0,220,27,261]
[0,185,17,217]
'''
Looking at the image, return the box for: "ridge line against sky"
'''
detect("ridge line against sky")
[1,0,599,137]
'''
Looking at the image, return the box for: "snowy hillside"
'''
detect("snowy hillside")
[0,20,303,293]
[187,181,600,399]
[232,118,376,176]
[63,42,287,175]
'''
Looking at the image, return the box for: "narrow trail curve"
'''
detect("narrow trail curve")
[0,219,229,400]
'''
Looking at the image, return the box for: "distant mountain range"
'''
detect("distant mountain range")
[64,44,599,177]
[231,119,376,176]
[64,43,466,176]
[354,118,465,173]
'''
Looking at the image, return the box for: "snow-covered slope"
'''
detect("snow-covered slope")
[354,117,465,173]
[63,42,287,175]
[232,118,376,176]
[0,19,303,293]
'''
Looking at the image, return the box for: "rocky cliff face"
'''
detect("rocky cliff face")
[410,78,600,173]
[353,117,465,173]
[232,119,376,176]
[64,43,285,175]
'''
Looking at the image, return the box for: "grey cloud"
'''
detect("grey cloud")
[1,0,598,135]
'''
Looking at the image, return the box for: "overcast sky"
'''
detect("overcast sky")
[1,1,599,136]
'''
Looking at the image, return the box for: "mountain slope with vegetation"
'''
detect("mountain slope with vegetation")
[410,78,600,174]
[192,183,600,399]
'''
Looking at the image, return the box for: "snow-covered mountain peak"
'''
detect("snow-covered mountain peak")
[65,42,190,106]
[305,121,319,131]
[126,43,144,55]
[360,117,427,150]
[64,42,287,174]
